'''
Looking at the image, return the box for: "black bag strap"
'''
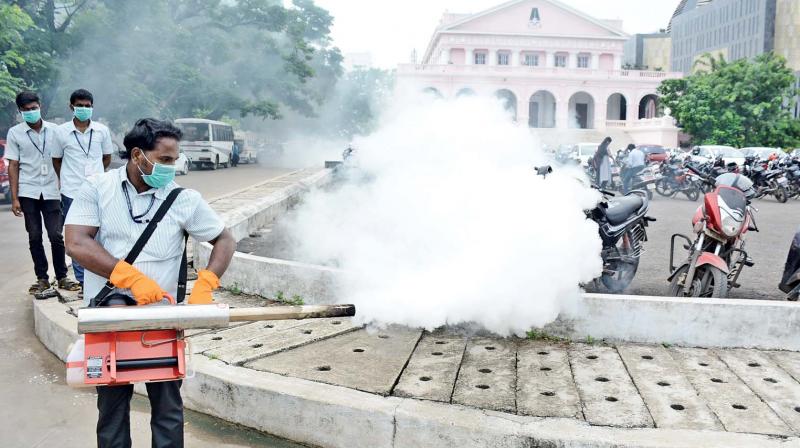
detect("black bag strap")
[91,188,185,307]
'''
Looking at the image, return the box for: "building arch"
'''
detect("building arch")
[456,87,477,97]
[494,89,518,121]
[606,93,628,121]
[422,87,443,98]
[568,91,595,129]
[528,90,556,128]
[638,94,660,119]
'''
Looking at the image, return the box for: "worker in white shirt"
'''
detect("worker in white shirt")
[622,144,646,194]
[5,91,81,294]
[52,89,113,294]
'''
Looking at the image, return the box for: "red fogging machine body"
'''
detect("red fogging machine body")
[67,302,356,387]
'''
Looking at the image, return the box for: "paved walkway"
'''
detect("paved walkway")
[55,285,800,439]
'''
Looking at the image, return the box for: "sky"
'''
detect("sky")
[312,0,683,68]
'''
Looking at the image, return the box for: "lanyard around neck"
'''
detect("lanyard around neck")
[122,182,156,224]
[73,129,94,157]
[26,128,46,157]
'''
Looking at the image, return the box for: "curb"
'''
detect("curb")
[33,298,800,448]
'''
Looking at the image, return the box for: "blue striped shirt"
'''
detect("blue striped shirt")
[65,166,225,305]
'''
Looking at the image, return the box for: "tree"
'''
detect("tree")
[659,52,800,148]
[0,0,343,132]
[0,3,36,128]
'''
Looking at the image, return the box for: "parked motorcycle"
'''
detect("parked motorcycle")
[655,156,701,201]
[780,227,800,301]
[667,166,758,298]
[741,156,789,203]
[537,165,655,293]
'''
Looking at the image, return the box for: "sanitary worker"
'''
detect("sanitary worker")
[5,91,81,294]
[53,89,114,297]
[622,144,646,194]
[65,118,236,447]
[592,137,613,188]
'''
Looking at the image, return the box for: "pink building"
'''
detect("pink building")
[397,0,684,147]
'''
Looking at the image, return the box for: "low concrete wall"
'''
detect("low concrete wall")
[195,168,335,300]
[545,293,800,351]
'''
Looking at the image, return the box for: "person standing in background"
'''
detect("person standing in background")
[593,137,614,189]
[621,144,646,194]
[52,89,113,296]
[5,91,82,294]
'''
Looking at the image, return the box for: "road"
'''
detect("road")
[0,163,303,447]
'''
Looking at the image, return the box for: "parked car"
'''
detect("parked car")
[575,142,601,166]
[177,150,190,175]
[638,144,668,163]
[0,139,9,203]
[742,147,781,161]
[690,145,745,167]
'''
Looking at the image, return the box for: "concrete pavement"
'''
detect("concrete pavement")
[0,164,302,447]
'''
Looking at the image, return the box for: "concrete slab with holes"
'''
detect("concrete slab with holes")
[451,338,518,413]
[516,341,582,418]
[393,333,467,402]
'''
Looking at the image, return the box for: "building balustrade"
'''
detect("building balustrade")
[399,63,682,80]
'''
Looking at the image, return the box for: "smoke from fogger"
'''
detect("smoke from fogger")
[287,94,604,336]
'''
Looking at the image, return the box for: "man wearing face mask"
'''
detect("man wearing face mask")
[53,89,114,295]
[65,118,236,447]
[5,91,82,294]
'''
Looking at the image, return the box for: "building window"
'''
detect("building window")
[523,53,539,66]
[497,52,510,66]
[554,54,567,67]
[529,7,541,25]
[474,52,487,65]
[577,54,590,68]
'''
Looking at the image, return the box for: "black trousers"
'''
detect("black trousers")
[96,381,184,448]
[19,195,68,280]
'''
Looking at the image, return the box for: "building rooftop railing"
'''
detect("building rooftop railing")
[397,64,683,80]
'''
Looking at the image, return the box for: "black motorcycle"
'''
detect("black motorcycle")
[742,156,789,203]
[780,227,800,301]
[537,166,655,293]
[655,157,701,201]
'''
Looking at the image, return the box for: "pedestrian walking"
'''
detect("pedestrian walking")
[622,144,646,193]
[52,89,114,296]
[593,137,614,188]
[5,91,81,294]
[65,118,236,447]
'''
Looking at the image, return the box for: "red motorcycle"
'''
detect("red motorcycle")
[668,166,758,298]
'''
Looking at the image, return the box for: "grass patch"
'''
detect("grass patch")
[274,291,304,306]
[525,329,567,342]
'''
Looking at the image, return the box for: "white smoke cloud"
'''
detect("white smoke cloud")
[287,94,603,336]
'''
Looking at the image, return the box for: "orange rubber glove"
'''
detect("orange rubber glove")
[188,270,219,304]
[109,260,168,306]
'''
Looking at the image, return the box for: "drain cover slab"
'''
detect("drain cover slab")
[191,321,302,354]
[206,317,361,365]
[670,347,790,436]
[715,348,800,434]
[451,338,517,413]
[516,341,581,418]
[617,344,721,430]
[246,325,423,395]
[393,333,467,402]
[569,344,653,428]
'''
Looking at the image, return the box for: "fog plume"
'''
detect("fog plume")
[287,93,603,336]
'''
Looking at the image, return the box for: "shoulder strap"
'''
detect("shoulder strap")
[124,188,184,264]
[90,188,185,307]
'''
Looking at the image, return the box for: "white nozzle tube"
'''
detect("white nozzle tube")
[78,304,231,334]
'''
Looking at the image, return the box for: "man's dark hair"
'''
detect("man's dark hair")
[122,118,183,159]
[69,88,94,105]
[16,91,40,109]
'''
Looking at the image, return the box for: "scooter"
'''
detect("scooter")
[780,227,800,301]
[667,166,758,298]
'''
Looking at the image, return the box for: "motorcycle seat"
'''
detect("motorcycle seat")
[605,195,645,225]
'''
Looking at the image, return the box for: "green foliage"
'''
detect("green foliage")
[227,283,243,296]
[0,0,343,133]
[525,328,566,342]
[659,52,800,148]
[275,290,285,302]
[273,290,303,305]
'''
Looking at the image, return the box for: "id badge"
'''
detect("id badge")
[40,164,49,176]
[84,163,96,177]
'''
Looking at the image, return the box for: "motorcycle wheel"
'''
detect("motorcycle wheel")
[668,265,728,298]
[685,187,700,202]
[655,179,676,197]
[774,185,788,203]
[600,231,640,293]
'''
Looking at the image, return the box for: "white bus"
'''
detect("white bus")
[175,118,234,169]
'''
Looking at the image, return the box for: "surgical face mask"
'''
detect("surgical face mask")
[21,108,41,124]
[137,150,176,189]
[73,106,93,122]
